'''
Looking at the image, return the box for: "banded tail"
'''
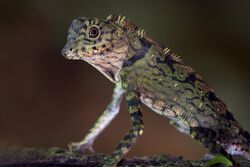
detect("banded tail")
[223,127,250,160]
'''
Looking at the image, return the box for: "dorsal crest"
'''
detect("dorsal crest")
[106,14,147,38]
[106,15,165,53]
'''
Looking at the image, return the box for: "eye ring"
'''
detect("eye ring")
[87,25,100,40]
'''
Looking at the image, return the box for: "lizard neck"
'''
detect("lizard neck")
[122,38,152,68]
[86,37,154,83]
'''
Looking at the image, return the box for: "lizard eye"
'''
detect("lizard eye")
[88,25,100,39]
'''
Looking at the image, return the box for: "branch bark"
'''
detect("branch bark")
[0,147,249,167]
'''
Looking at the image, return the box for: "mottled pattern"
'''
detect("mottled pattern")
[62,15,250,166]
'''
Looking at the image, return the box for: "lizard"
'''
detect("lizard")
[62,15,250,166]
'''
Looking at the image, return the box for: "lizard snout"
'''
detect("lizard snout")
[61,47,69,57]
[61,44,74,59]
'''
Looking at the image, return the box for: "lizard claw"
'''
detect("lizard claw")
[68,141,95,153]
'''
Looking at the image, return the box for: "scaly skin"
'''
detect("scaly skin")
[62,15,250,166]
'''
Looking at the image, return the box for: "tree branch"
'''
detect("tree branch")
[0,147,249,166]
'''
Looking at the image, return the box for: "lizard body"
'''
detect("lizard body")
[62,15,250,166]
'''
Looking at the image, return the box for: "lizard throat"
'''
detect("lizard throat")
[87,49,128,83]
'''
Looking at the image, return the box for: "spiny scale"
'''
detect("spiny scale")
[107,14,165,55]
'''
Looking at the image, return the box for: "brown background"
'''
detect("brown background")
[0,0,250,160]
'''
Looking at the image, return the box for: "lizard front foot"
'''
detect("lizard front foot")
[68,141,95,153]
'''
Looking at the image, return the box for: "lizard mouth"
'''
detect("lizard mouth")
[64,55,80,60]
[62,48,94,61]
[61,47,79,60]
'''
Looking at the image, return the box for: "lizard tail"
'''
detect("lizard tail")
[224,128,250,160]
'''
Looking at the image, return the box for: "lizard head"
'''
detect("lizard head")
[62,15,130,82]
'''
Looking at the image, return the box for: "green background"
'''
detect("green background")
[0,0,250,160]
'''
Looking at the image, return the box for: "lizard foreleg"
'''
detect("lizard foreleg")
[69,83,124,153]
[103,90,144,167]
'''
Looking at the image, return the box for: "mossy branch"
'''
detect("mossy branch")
[0,147,249,167]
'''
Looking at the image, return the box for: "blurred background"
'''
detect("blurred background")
[0,0,250,160]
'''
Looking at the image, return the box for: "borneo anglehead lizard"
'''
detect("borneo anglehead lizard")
[62,15,250,166]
